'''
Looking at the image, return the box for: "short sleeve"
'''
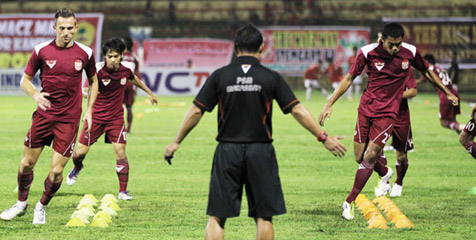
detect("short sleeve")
[348,50,367,77]
[24,49,40,77]
[84,54,97,78]
[410,49,429,72]
[274,73,299,114]
[405,71,417,89]
[193,69,219,112]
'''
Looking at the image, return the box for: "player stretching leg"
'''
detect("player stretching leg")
[66,38,157,200]
[319,23,458,220]
[0,8,99,224]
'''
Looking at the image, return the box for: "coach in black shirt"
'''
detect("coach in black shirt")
[164,24,346,240]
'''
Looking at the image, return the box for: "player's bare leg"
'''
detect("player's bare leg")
[67,143,90,186]
[440,119,463,134]
[1,146,43,221]
[205,216,226,240]
[255,217,274,240]
[390,150,408,197]
[113,143,132,200]
[460,131,476,159]
[33,151,69,224]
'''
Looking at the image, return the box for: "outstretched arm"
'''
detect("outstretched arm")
[291,103,347,157]
[403,88,417,99]
[164,105,204,164]
[319,73,354,126]
[20,73,51,111]
[423,69,458,105]
[132,75,157,105]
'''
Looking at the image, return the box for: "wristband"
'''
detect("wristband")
[318,131,328,142]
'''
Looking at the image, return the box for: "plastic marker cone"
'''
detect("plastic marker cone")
[71,211,90,224]
[99,201,120,211]
[89,217,109,228]
[390,214,408,224]
[367,214,386,225]
[363,210,379,220]
[94,211,112,223]
[78,206,95,217]
[102,207,117,217]
[84,194,98,203]
[79,198,97,207]
[65,217,86,227]
[368,219,388,229]
[101,194,118,202]
[355,194,368,203]
[394,218,414,228]
[357,201,374,211]
[77,203,95,211]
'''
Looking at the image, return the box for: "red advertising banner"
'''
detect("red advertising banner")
[383,17,476,66]
[140,38,234,68]
[259,26,371,76]
[0,13,104,68]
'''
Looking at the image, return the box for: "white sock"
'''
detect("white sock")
[35,201,46,209]
[16,200,27,209]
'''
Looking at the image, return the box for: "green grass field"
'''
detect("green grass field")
[0,91,475,240]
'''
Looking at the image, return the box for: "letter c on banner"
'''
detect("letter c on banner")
[166,72,190,93]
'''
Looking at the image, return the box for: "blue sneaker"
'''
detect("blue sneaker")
[66,168,81,186]
[118,191,133,200]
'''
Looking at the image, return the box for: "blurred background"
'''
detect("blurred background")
[1,0,475,98]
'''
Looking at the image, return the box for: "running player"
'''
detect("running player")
[122,37,140,133]
[319,22,458,220]
[422,54,463,133]
[66,38,157,200]
[304,60,329,101]
[0,7,99,224]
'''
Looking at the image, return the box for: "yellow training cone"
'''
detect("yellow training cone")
[77,203,95,211]
[101,194,118,202]
[84,194,99,203]
[79,197,98,207]
[368,219,389,229]
[355,194,369,204]
[390,214,408,224]
[357,201,374,211]
[71,211,90,224]
[372,196,387,204]
[94,211,112,223]
[394,218,414,228]
[361,206,378,216]
[367,214,386,225]
[65,217,86,227]
[386,208,403,221]
[78,206,95,217]
[99,201,120,211]
[89,217,109,228]
[102,207,117,217]
[363,210,379,220]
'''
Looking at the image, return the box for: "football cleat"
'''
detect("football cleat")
[390,183,402,197]
[0,203,27,221]
[66,168,81,186]
[375,167,393,197]
[32,202,46,224]
[342,201,355,220]
[118,191,133,201]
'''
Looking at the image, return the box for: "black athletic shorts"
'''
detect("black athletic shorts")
[206,142,286,218]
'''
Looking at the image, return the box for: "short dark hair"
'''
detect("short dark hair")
[381,22,405,39]
[102,38,126,56]
[424,53,436,65]
[54,7,76,24]
[234,24,263,54]
[123,37,133,51]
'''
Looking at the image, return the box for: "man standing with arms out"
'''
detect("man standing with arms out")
[460,105,476,159]
[164,25,346,240]
[66,38,157,200]
[448,49,459,91]
[0,7,99,224]
[122,37,140,133]
[303,59,328,101]
[319,22,458,220]
[422,54,463,133]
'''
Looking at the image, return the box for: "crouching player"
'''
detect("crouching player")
[460,105,476,160]
[66,38,157,200]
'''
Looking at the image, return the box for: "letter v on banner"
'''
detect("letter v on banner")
[142,72,161,92]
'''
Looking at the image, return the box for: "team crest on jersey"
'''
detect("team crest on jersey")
[374,61,385,71]
[46,60,56,69]
[102,79,111,86]
[74,60,82,71]
[120,77,127,85]
[402,59,409,70]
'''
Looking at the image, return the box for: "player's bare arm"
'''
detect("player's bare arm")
[132,75,157,105]
[402,88,417,99]
[20,73,51,111]
[164,105,204,164]
[291,103,347,157]
[319,73,354,126]
[84,74,99,133]
[423,69,458,106]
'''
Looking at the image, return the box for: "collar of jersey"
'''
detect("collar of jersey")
[234,56,260,64]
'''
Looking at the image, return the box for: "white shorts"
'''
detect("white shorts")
[304,79,320,89]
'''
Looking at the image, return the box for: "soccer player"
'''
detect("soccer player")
[374,71,418,198]
[164,24,346,240]
[122,37,140,133]
[304,59,328,101]
[0,7,99,224]
[66,38,157,200]
[459,105,476,160]
[422,54,463,133]
[324,58,350,100]
[348,46,364,99]
[319,22,458,220]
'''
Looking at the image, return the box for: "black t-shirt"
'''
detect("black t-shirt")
[194,56,299,143]
[448,60,459,85]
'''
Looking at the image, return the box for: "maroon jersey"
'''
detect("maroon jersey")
[122,51,140,88]
[349,42,428,118]
[429,64,459,104]
[395,70,417,127]
[25,40,96,122]
[93,62,135,124]
[304,64,321,80]
[324,64,343,83]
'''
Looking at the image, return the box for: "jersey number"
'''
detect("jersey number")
[439,72,451,86]
[381,133,390,144]
[467,122,475,132]
[122,132,127,141]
